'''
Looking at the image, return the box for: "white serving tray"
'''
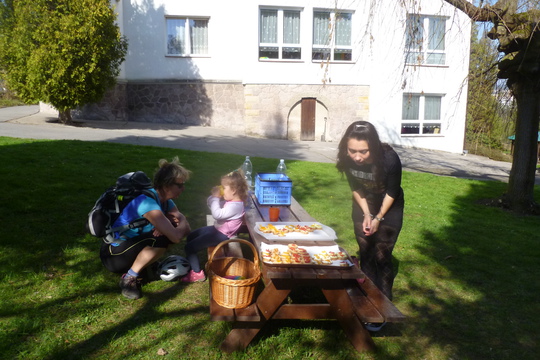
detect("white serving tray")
[260,243,353,268]
[254,222,337,241]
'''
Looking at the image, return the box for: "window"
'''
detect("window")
[166,17,209,56]
[405,15,446,65]
[401,94,443,135]
[259,8,301,60]
[312,10,352,61]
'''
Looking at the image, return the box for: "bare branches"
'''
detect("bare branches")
[443,0,496,22]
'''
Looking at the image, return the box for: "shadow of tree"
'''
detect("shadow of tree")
[1,138,539,359]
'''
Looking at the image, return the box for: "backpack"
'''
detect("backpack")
[86,171,159,244]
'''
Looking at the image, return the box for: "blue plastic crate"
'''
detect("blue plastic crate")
[255,173,292,206]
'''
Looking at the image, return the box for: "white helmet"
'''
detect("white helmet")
[158,255,190,281]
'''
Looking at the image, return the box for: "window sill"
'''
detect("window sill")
[401,134,445,137]
[258,58,304,63]
[311,60,355,64]
[405,63,449,69]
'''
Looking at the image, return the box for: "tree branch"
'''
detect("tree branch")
[443,0,497,22]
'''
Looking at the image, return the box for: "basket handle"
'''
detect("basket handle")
[207,238,260,268]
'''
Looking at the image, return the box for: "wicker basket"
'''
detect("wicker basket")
[206,239,261,309]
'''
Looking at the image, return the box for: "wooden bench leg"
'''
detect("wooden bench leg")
[322,288,376,352]
[220,322,265,353]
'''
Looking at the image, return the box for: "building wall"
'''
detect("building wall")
[81,0,472,153]
[77,81,369,143]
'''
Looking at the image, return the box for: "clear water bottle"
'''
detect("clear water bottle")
[242,156,253,188]
[276,159,287,176]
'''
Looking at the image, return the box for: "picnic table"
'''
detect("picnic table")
[208,193,406,353]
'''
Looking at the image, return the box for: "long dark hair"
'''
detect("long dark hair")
[336,121,388,186]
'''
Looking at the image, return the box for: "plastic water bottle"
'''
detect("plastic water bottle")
[276,159,287,177]
[242,156,253,188]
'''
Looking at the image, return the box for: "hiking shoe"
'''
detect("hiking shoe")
[119,274,142,299]
[364,322,387,332]
[180,270,206,283]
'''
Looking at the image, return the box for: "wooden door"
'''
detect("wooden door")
[301,98,316,141]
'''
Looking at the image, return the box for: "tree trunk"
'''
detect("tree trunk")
[507,76,540,213]
[58,109,73,125]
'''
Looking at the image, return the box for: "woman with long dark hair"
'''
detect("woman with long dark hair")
[336,121,404,311]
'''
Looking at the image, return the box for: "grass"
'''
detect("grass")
[0,136,539,360]
[0,94,28,108]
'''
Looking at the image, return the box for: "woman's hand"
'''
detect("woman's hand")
[363,216,374,236]
[365,218,381,235]
[144,210,190,243]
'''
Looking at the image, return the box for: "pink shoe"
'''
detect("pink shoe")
[180,270,206,283]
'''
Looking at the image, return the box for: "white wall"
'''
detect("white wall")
[114,0,471,153]
[367,1,471,153]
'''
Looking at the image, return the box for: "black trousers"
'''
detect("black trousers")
[352,196,404,300]
[100,232,172,274]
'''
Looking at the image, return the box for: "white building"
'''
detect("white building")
[82,0,471,153]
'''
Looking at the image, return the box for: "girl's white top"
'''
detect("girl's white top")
[207,196,245,238]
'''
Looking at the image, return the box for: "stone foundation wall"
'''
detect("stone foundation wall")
[243,84,369,142]
[75,81,369,141]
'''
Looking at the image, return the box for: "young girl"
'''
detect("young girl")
[181,169,249,282]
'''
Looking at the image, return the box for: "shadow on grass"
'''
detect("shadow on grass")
[391,180,539,359]
[1,138,539,359]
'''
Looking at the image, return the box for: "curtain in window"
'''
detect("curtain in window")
[283,11,300,44]
[402,94,420,120]
[335,13,351,46]
[405,15,423,50]
[167,19,185,54]
[260,9,278,43]
[428,18,445,51]
[313,11,330,45]
[424,96,441,120]
[190,19,208,54]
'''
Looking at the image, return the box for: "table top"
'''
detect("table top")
[245,193,364,280]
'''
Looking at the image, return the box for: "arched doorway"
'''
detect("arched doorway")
[287,98,329,141]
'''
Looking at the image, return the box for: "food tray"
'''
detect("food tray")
[260,243,353,268]
[254,222,337,241]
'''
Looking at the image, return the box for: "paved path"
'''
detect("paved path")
[1,105,538,184]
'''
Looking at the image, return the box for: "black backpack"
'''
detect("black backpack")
[86,171,159,244]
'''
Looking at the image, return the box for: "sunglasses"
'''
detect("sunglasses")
[174,182,185,189]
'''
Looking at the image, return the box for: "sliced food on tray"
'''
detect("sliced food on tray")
[258,223,322,237]
[254,222,336,241]
[261,243,352,267]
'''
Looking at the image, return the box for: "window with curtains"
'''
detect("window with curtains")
[166,17,209,56]
[259,8,301,60]
[312,10,352,61]
[401,93,443,135]
[405,14,446,65]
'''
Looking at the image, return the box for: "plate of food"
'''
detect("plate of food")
[254,222,337,241]
[260,243,353,268]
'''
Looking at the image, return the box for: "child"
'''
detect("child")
[181,169,249,282]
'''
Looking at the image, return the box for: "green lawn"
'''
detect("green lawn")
[0,137,538,360]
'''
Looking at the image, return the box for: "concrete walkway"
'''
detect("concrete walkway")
[1,105,538,184]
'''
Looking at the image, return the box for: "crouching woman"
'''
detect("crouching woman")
[100,157,191,299]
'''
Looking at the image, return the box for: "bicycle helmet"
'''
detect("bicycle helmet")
[158,255,191,281]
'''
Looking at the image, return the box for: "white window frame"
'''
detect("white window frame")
[166,17,209,57]
[259,7,303,61]
[312,9,353,62]
[405,14,447,66]
[401,93,444,136]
